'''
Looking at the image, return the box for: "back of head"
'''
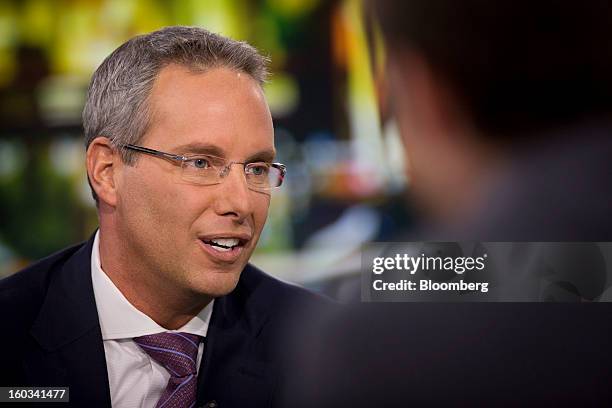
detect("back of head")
[368,0,612,140]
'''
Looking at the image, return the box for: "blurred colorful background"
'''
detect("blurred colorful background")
[0,0,413,288]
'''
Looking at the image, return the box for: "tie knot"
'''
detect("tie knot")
[134,332,201,378]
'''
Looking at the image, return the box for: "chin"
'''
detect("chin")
[189,269,242,298]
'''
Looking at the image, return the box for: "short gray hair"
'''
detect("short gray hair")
[82,26,269,202]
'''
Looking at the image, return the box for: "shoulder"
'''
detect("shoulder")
[232,265,337,359]
[0,242,86,327]
[239,263,335,310]
[233,264,337,329]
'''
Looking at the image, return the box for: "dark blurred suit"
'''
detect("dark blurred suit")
[283,125,612,407]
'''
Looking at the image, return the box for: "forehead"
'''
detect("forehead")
[143,64,274,158]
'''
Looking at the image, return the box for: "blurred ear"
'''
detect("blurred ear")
[86,137,119,207]
[387,50,466,142]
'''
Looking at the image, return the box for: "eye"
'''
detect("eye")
[247,163,269,176]
[192,158,210,169]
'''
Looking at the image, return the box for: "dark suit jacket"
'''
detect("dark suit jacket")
[283,125,612,406]
[0,234,330,407]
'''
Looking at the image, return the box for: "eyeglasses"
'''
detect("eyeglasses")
[120,144,286,192]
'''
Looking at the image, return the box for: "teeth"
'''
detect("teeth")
[211,245,231,252]
[211,238,239,247]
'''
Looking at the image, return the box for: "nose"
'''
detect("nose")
[212,163,253,222]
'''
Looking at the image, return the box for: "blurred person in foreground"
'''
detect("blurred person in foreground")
[283,1,612,406]
[0,26,330,408]
[375,0,612,241]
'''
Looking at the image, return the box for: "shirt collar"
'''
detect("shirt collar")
[90,230,213,340]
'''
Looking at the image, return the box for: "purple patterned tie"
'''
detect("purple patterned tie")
[134,332,201,408]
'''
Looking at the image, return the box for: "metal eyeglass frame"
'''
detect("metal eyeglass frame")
[120,143,286,191]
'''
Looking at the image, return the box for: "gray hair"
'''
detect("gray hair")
[83,26,269,202]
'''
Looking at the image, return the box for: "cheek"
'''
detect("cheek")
[252,194,271,232]
[173,186,219,227]
[120,168,192,232]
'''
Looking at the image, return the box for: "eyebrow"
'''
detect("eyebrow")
[245,149,276,163]
[173,142,225,157]
[173,142,276,163]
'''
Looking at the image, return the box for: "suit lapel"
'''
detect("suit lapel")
[196,265,273,407]
[25,238,273,407]
[27,235,111,407]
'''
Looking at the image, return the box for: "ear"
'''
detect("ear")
[86,137,120,207]
[386,50,465,140]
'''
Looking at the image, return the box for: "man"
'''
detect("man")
[370,0,612,241]
[0,26,328,408]
[284,1,612,406]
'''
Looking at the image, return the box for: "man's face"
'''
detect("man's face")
[114,64,274,298]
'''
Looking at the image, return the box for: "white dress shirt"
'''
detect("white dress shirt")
[90,231,214,408]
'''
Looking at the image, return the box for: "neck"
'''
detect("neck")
[97,222,211,330]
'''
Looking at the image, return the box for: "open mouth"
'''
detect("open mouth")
[202,238,244,252]
[198,233,251,262]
